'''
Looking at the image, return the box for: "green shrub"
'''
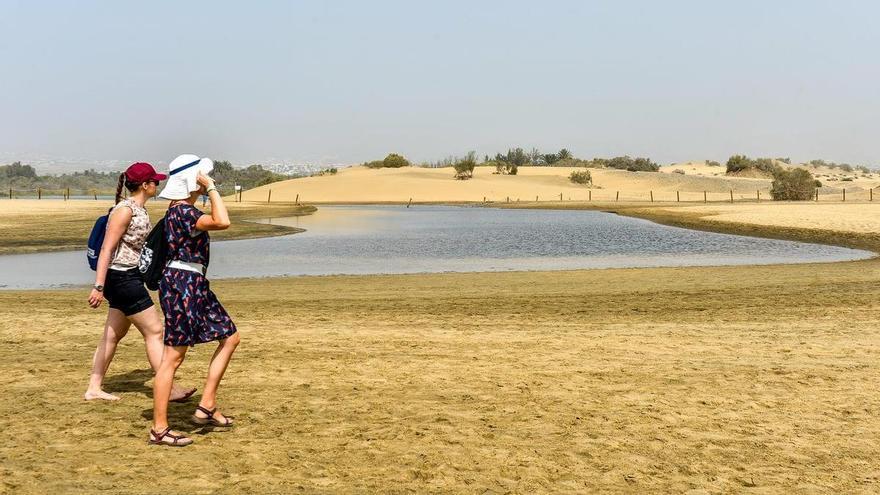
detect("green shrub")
[770,169,817,200]
[706,160,722,167]
[726,155,780,176]
[492,160,518,175]
[604,156,659,172]
[364,153,410,169]
[453,152,477,180]
[569,170,592,185]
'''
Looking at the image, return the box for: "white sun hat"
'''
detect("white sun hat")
[158,154,214,200]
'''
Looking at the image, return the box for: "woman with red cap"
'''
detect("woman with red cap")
[84,162,195,402]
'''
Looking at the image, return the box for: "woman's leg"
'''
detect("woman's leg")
[128,307,196,400]
[152,345,189,433]
[84,309,131,400]
[197,332,240,418]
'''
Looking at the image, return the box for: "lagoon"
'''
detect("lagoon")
[0,205,872,289]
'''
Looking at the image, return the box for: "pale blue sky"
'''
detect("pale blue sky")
[2,0,879,169]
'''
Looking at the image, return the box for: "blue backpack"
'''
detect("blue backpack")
[87,208,113,271]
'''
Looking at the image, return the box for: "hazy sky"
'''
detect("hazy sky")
[2,0,879,170]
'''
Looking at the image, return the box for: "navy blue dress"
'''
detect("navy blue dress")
[159,203,237,347]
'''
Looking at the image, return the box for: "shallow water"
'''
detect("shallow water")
[0,205,872,289]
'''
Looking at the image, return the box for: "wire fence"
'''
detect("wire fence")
[233,187,878,204]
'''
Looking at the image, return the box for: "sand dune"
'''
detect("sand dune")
[240,165,778,203]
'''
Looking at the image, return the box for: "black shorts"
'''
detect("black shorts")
[104,268,154,316]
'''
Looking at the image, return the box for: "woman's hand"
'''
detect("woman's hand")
[196,172,215,190]
[88,288,104,308]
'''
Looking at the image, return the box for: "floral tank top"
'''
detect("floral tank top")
[109,199,151,270]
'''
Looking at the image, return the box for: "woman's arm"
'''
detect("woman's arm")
[194,172,231,231]
[88,207,131,308]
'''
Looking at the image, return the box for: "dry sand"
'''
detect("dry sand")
[2,260,880,493]
[241,165,781,204]
[662,203,880,235]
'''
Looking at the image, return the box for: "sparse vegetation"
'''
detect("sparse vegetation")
[770,168,817,201]
[725,155,781,176]
[568,170,592,185]
[212,160,292,195]
[453,152,477,180]
[604,156,659,172]
[706,160,722,167]
[364,153,411,169]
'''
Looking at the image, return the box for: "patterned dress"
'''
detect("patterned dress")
[159,203,237,347]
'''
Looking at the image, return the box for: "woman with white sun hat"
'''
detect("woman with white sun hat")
[149,154,241,447]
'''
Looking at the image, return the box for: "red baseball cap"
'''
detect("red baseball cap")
[125,162,167,183]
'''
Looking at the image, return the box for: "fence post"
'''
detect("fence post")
[506,196,509,203]
[871,188,874,201]
[38,188,41,200]
[757,190,760,202]
[730,190,734,203]
[67,187,70,200]
[295,193,299,204]
[704,191,707,203]
[676,191,680,202]
[407,198,412,208]
[535,195,538,202]
[616,191,619,202]
[589,190,591,201]
[268,189,272,203]
[650,190,653,202]
[559,193,562,201]
[843,188,845,202]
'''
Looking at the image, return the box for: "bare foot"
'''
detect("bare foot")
[170,386,197,402]
[84,389,120,401]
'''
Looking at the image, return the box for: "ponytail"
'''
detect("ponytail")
[114,173,126,204]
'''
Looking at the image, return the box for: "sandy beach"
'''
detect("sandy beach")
[2,259,880,493]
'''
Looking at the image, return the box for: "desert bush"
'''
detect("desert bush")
[453,152,477,180]
[569,170,592,185]
[770,168,817,200]
[814,179,823,188]
[364,153,410,169]
[726,155,780,176]
[672,169,685,175]
[604,156,659,172]
[841,177,854,181]
[706,160,722,167]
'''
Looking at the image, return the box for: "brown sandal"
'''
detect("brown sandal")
[192,405,234,427]
[149,427,193,447]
